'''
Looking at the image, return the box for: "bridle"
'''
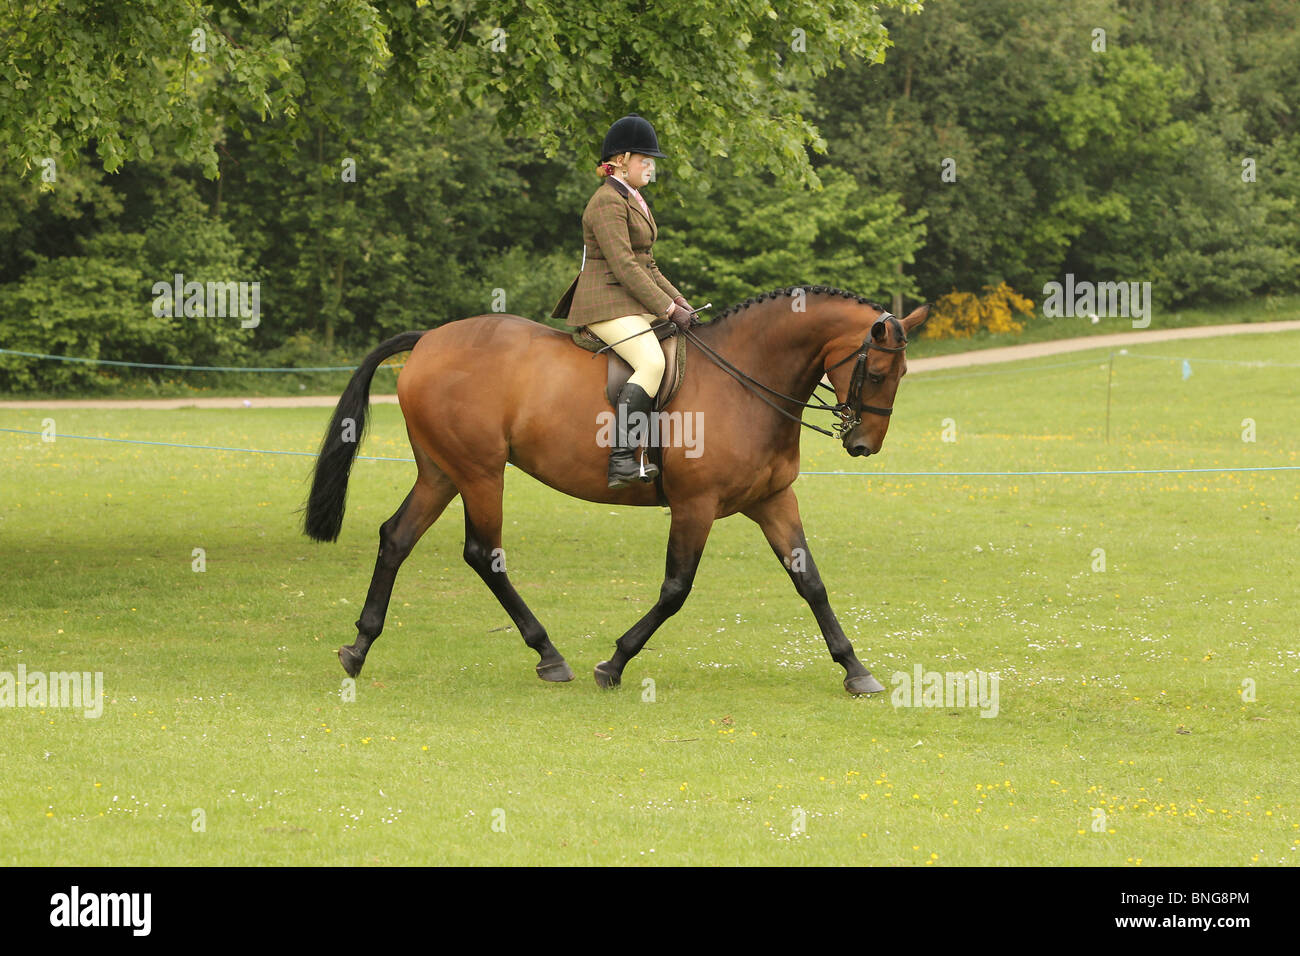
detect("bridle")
[678,311,908,442]
[821,312,908,439]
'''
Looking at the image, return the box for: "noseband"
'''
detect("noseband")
[824,313,907,439]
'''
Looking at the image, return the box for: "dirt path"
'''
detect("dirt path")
[907,319,1300,372]
[4,320,1298,409]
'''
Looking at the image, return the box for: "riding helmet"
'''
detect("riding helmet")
[600,114,667,161]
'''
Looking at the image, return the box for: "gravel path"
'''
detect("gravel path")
[4,320,1298,410]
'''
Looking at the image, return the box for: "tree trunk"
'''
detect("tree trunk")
[317,124,331,348]
[893,261,903,318]
[895,60,911,319]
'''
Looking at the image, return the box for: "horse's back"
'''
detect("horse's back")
[398,315,597,415]
[405,315,574,373]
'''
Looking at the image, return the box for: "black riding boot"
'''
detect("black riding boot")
[607,382,660,489]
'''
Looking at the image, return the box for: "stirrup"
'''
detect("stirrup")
[608,448,657,489]
[635,448,659,483]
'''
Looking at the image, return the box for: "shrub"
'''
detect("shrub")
[925,282,1035,339]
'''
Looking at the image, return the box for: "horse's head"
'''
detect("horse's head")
[824,303,930,457]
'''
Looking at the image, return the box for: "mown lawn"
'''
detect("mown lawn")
[1,331,1297,865]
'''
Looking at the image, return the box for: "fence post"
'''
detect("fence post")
[1104,351,1115,444]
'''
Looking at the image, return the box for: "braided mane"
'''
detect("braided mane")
[710,285,885,324]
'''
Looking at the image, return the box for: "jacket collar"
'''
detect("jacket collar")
[604,176,656,236]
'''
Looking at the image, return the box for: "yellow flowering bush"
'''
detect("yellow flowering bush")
[925,282,1036,339]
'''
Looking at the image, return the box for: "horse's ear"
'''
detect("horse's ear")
[902,303,932,334]
[871,317,888,341]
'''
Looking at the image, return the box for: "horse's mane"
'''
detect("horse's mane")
[709,285,886,325]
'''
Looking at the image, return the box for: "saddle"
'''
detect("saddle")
[570,323,688,410]
[570,323,688,507]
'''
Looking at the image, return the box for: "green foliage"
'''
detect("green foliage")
[0,238,151,390]
[0,196,256,391]
[2,0,1298,386]
[814,0,1300,307]
[478,247,582,329]
[656,167,925,310]
[1,0,922,188]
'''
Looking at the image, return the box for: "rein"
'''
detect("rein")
[680,312,907,441]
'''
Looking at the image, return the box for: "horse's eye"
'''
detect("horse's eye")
[868,373,885,385]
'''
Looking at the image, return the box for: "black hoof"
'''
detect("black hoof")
[594,661,622,689]
[338,645,365,678]
[845,673,885,696]
[536,659,575,682]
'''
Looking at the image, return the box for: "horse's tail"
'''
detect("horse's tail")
[303,330,425,542]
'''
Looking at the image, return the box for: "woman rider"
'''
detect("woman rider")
[552,114,696,488]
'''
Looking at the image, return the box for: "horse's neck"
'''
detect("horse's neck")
[704,302,843,402]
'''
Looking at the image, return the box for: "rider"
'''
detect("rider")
[551,114,696,489]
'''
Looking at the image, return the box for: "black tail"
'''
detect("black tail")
[303,331,425,542]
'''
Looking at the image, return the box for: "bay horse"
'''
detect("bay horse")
[303,286,930,695]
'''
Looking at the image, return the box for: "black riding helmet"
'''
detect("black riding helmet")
[600,114,666,162]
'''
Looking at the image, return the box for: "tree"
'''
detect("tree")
[655,166,925,311]
[1,0,923,188]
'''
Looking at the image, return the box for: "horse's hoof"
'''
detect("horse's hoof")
[338,645,365,678]
[845,673,885,696]
[536,659,575,682]
[594,661,622,689]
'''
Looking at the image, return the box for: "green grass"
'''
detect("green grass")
[1,331,1297,865]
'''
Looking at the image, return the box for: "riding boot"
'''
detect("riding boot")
[607,382,660,489]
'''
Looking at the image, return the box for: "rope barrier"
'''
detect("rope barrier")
[3,335,1296,479]
[0,348,403,373]
[0,428,410,462]
[3,428,1294,477]
[800,466,1300,477]
[909,357,1102,382]
[8,343,1298,376]
[3,342,1295,379]
[1108,352,1300,368]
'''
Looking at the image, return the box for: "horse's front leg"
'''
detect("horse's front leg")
[594,498,715,688]
[744,486,885,695]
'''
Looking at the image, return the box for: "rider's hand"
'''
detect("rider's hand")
[670,299,693,330]
[671,296,695,329]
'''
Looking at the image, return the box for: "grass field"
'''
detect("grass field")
[2,331,1297,865]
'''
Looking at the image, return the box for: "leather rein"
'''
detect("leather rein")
[679,313,908,441]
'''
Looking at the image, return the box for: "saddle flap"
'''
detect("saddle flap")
[603,328,685,411]
[569,324,684,508]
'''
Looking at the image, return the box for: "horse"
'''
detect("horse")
[303,286,930,695]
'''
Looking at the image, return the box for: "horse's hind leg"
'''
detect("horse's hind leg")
[459,476,574,682]
[339,467,458,677]
[594,497,715,688]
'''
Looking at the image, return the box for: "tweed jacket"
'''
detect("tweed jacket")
[551,177,682,327]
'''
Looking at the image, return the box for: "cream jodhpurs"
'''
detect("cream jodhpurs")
[586,313,665,394]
